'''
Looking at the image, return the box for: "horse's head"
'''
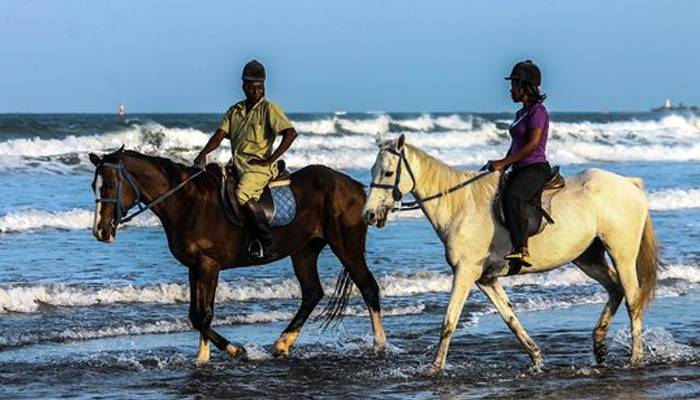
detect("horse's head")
[364,134,413,228]
[89,146,139,243]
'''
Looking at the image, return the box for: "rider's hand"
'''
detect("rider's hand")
[193,155,206,170]
[487,159,508,172]
[248,158,271,166]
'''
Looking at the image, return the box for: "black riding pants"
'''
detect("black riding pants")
[503,162,551,249]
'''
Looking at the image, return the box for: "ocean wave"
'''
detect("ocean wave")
[0,208,160,233]
[336,114,391,134]
[551,114,700,144]
[1,114,698,172]
[648,188,700,210]
[3,183,697,235]
[386,187,700,221]
[1,264,697,313]
[0,305,425,348]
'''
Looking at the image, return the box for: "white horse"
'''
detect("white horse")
[363,135,658,371]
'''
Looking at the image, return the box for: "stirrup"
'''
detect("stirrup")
[248,239,265,259]
[504,251,524,261]
[504,251,533,268]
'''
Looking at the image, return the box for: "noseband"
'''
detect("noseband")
[94,161,204,226]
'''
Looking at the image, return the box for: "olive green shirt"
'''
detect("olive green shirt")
[218,98,293,175]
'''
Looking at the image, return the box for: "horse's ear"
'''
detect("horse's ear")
[117,145,125,155]
[396,133,406,150]
[375,132,384,147]
[89,153,101,166]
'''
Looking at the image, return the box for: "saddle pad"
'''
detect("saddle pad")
[269,186,296,227]
[219,173,297,228]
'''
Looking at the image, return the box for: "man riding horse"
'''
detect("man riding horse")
[194,60,298,259]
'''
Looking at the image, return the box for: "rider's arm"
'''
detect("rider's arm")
[267,128,298,164]
[194,128,227,165]
[250,101,297,165]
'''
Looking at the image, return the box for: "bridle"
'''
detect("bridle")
[370,147,492,212]
[94,161,204,225]
[369,148,417,206]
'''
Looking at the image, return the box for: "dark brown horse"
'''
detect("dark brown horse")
[89,148,385,365]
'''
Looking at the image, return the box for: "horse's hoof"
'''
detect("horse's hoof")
[629,357,644,368]
[272,332,298,357]
[594,343,608,364]
[532,355,544,367]
[225,343,247,359]
[196,356,210,367]
[271,340,291,358]
[373,341,387,354]
[272,348,289,358]
[425,364,444,376]
[528,362,546,374]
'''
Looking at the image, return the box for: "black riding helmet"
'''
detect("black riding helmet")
[242,60,266,82]
[505,60,541,86]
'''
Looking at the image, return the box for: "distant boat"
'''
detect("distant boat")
[118,103,126,116]
[652,99,698,112]
[334,110,347,116]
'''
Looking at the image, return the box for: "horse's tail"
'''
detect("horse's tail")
[635,210,659,314]
[314,169,367,328]
[317,268,354,328]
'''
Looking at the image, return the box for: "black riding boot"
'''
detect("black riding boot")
[242,199,275,259]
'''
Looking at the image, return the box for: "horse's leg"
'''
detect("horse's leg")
[326,231,386,351]
[573,238,623,364]
[324,217,386,351]
[477,277,543,366]
[431,264,480,371]
[273,240,326,357]
[601,233,644,367]
[189,259,245,365]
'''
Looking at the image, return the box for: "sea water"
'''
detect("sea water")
[0,112,698,399]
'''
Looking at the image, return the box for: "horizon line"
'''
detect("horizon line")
[0,109,661,115]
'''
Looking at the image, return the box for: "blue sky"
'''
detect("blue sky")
[1,0,698,113]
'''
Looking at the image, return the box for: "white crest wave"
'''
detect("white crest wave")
[2,182,697,234]
[1,114,699,172]
[1,264,696,313]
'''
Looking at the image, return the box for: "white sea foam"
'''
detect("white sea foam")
[1,182,696,234]
[3,264,696,314]
[291,118,337,135]
[0,306,425,348]
[648,188,700,210]
[1,114,700,172]
[385,186,700,222]
[336,114,391,134]
[612,327,699,363]
[434,115,475,131]
[659,263,700,283]
[392,114,435,131]
[0,208,160,233]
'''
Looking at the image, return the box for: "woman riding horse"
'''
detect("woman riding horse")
[488,60,550,267]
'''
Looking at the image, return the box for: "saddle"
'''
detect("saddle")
[493,166,566,237]
[220,160,297,227]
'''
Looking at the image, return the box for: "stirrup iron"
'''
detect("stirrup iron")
[248,239,265,259]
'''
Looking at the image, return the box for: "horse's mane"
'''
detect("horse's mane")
[121,150,223,191]
[405,144,499,210]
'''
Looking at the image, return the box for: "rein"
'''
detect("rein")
[370,148,492,212]
[95,162,204,225]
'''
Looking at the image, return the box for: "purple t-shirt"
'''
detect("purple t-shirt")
[508,102,549,170]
